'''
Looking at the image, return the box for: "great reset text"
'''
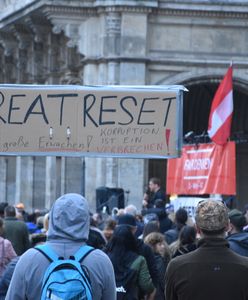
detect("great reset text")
[0,92,175,127]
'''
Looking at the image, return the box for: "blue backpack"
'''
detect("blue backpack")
[35,244,94,300]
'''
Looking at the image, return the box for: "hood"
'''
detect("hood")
[227,232,248,248]
[47,193,90,242]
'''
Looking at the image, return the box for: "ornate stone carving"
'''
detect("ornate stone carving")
[52,23,66,35]
[0,31,17,56]
[17,49,29,83]
[24,17,51,44]
[4,54,17,82]
[60,46,83,84]
[33,41,46,83]
[60,71,82,85]
[42,6,89,50]
[106,12,121,35]
[14,30,31,50]
[65,23,80,48]
[104,12,121,57]
[47,33,61,74]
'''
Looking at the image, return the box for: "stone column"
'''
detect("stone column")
[120,11,148,208]
[118,158,147,210]
[0,158,7,202]
[0,48,4,83]
[105,157,119,188]
[120,12,148,84]
[105,11,121,84]
[15,157,34,210]
[107,61,119,85]
[83,63,99,85]
[45,157,57,209]
[96,158,107,188]
[46,32,62,84]
[103,12,122,188]
[60,157,66,195]
[0,32,18,83]
[13,27,31,83]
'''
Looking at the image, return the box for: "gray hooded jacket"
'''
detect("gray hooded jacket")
[6,193,116,300]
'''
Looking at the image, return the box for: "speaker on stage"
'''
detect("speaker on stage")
[96,187,124,213]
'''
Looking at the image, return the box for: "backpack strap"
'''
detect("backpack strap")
[74,245,95,263]
[35,244,59,262]
[35,244,95,263]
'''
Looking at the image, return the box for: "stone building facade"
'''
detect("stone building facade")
[0,0,247,211]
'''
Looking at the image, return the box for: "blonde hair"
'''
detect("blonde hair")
[43,213,49,233]
[144,232,171,259]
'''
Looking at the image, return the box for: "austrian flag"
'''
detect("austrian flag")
[208,66,233,145]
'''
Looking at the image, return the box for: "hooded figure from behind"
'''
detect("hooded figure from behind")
[164,208,188,245]
[5,193,116,300]
[227,209,248,256]
[106,225,155,299]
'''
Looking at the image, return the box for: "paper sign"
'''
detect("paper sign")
[0,85,185,158]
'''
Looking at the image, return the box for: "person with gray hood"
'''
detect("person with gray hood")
[5,193,116,300]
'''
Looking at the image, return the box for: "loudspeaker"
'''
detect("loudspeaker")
[96,186,125,213]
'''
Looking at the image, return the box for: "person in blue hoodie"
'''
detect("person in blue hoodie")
[5,193,116,300]
[227,209,248,257]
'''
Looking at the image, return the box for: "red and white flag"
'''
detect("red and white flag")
[208,66,233,145]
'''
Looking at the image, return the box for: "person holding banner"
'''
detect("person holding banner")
[165,200,248,300]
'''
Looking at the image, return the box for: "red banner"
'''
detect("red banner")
[166,142,236,195]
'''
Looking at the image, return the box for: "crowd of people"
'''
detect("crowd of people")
[0,177,248,299]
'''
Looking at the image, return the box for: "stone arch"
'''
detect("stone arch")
[157,69,248,93]
[156,71,248,137]
[185,77,248,136]
[151,72,248,208]
[182,75,248,209]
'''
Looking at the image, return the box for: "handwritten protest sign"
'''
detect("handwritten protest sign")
[0,85,185,158]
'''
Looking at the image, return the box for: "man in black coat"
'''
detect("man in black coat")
[143,177,166,209]
[166,199,248,300]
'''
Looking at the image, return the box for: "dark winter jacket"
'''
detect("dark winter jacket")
[154,253,168,300]
[136,239,158,287]
[87,227,107,250]
[172,243,197,258]
[130,255,155,298]
[4,217,30,255]
[164,227,179,245]
[0,256,20,299]
[227,232,248,257]
[166,237,248,300]
[147,189,166,208]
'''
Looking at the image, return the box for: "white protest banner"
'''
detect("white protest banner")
[0,85,185,158]
[172,197,206,220]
